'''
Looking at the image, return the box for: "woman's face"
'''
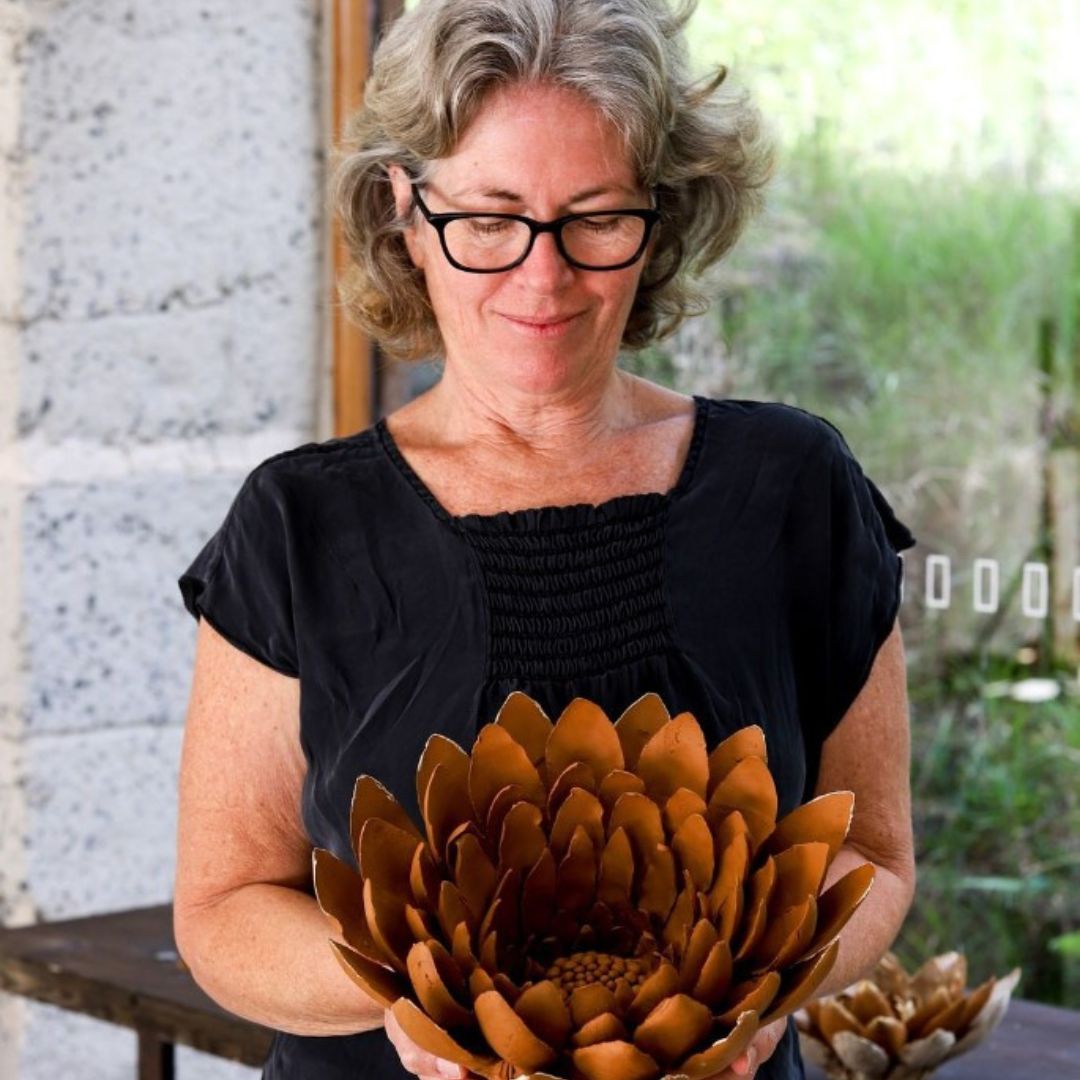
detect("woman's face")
[389,82,655,398]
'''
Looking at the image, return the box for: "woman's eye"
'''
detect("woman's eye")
[466,218,512,235]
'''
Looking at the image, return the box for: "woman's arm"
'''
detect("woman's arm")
[173,617,384,1036]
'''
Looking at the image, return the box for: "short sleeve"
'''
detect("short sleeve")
[177,463,300,678]
[788,418,916,789]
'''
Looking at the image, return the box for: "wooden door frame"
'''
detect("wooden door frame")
[329,0,404,438]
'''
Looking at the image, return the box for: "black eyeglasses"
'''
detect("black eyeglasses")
[410,182,660,273]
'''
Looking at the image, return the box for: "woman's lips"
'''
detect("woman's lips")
[500,312,582,337]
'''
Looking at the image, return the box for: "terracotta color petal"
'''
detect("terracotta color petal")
[764,791,855,865]
[716,970,781,1026]
[494,690,552,764]
[912,950,965,1004]
[493,972,522,1005]
[750,896,816,971]
[350,775,423,859]
[573,1012,630,1048]
[628,960,680,1024]
[424,762,473,866]
[733,857,776,962]
[614,692,671,765]
[569,983,617,1027]
[514,980,572,1050]
[761,938,841,1024]
[546,697,624,788]
[679,1009,760,1080]
[485,783,526,851]
[573,1040,662,1080]
[499,800,547,873]
[551,787,606,860]
[390,997,501,1080]
[770,842,830,915]
[549,762,598,817]
[597,769,647,814]
[957,976,996,1032]
[469,964,496,999]
[417,737,471,849]
[597,826,635,907]
[707,829,749,930]
[474,989,559,1073]
[707,725,768,790]
[521,846,558,937]
[671,812,715,892]
[409,843,442,912]
[478,928,499,974]
[900,1027,957,1068]
[866,1015,907,1057]
[706,756,777,850]
[609,792,665,866]
[906,986,952,1038]
[312,848,383,962]
[848,979,895,1026]
[637,712,709,803]
[679,919,719,992]
[437,880,476,941]
[480,869,522,948]
[556,824,598,914]
[329,939,405,1008]
[663,788,709,835]
[713,808,751,848]
[713,888,742,953]
[450,920,478,978]
[662,871,696,950]
[363,878,413,974]
[633,993,713,1066]
[451,831,498,925]
[948,968,1019,1058]
[469,724,546,825]
[404,903,438,943]
[358,818,422,898]
[804,862,876,958]
[692,939,733,1008]
[639,842,678,922]
[406,941,474,1030]
[816,997,866,1042]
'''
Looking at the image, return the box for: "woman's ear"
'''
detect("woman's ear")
[387,162,425,269]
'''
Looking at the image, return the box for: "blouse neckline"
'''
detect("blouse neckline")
[375,393,711,533]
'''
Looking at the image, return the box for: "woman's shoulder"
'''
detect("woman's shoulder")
[704,396,846,460]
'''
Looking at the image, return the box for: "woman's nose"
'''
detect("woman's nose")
[515,230,575,288]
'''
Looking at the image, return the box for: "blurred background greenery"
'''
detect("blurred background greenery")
[629,0,1080,1009]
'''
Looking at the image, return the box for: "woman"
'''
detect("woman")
[174,0,917,1077]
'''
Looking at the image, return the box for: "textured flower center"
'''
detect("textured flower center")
[545,951,648,997]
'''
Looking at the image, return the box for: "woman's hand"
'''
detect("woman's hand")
[702,1017,788,1079]
[384,1008,467,1079]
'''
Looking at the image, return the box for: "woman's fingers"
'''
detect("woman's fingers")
[383,1008,466,1079]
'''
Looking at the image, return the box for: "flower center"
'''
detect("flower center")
[545,951,649,997]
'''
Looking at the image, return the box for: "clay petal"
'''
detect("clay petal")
[637,712,709,803]
[312,848,383,962]
[764,791,855,866]
[679,919,719,992]
[678,1009,760,1080]
[609,792,665,866]
[485,784,526,851]
[707,831,749,939]
[479,869,523,948]
[816,996,867,1041]
[671,813,715,893]
[598,827,635,907]
[437,880,476,941]
[329,939,405,1008]
[390,997,501,1079]
[572,1011,630,1048]
[358,818,422,898]
[550,787,606,861]
[474,989,559,1073]
[406,940,474,1030]
[865,1015,908,1058]
[450,920,478,977]
[663,788,710,834]
[549,762,598,817]
[804,862,875,958]
[691,939,733,1008]
[628,960,680,1024]
[494,690,552,765]
[956,976,996,1033]
[569,983,618,1027]
[760,938,841,1025]
[597,769,646,814]
[946,968,1019,1058]
[404,903,439,943]
[707,725,768,791]
[350,775,423,860]
[451,831,498,925]
[769,842,830,915]
[830,1030,891,1076]
[573,1039,662,1080]
[417,737,471,853]
[639,843,678,922]
[409,843,442,912]
[514,980,572,1049]
[733,857,776,962]
[614,692,672,770]
[750,896,816,971]
[363,877,413,974]
[848,980,895,1026]
[469,724,546,824]
[661,872,696,950]
[706,757,777,850]
[556,824,598,914]
[900,1027,956,1067]
[717,970,781,1025]
[634,993,713,1066]
[424,762,473,866]
[521,846,558,937]
[499,801,547,873]
[546,697,624,788]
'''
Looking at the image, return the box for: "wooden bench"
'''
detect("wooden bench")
[1,904,1078,1078]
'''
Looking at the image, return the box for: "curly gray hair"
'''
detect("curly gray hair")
[329,0,775,361]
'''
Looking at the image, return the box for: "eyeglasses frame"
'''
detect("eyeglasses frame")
[409,182,661,273]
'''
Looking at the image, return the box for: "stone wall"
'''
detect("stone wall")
[0,2,329,1075]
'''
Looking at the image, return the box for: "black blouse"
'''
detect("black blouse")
[177,394,916,1080]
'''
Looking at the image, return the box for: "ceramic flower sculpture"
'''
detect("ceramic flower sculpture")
[313,691,876,1080]
[795,950,1021,1080]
